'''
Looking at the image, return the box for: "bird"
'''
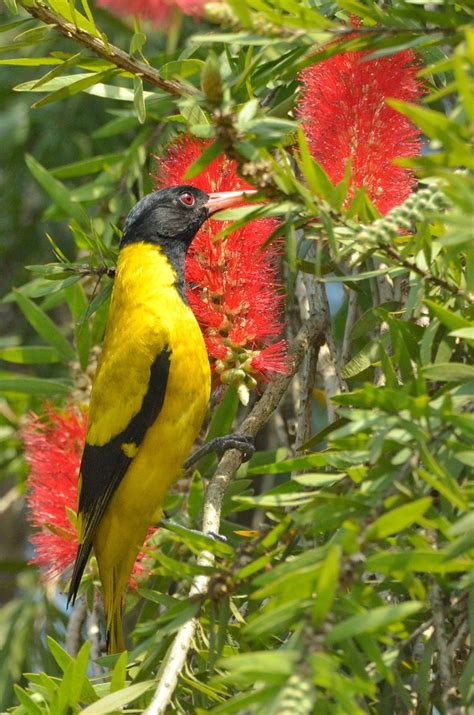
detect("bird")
[67,185,255,653]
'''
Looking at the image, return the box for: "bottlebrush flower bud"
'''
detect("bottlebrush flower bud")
[299,26,423,215]
[152,135,288,401]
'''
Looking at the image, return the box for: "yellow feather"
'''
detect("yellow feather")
[83,242,210,652]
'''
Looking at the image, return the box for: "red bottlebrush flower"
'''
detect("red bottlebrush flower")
[97,0,205,24]
[23,404,154,584]
[152,136,287,402]
[299,38,422,215]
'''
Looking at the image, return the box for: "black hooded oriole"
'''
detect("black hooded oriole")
[67,185,254,652]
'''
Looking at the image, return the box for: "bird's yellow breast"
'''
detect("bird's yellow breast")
[92,241,211,564]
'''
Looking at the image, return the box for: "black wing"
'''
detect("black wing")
[67,349,171,605]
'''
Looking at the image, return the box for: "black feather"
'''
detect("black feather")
[67,348,171,606]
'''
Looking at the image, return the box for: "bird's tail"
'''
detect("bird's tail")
[103,565,126,654]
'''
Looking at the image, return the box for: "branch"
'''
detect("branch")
[65,596,87,657]
[144,311,326,715]
[18,1,193,98]
[340,283,358,367]
[429,581,462,715]
[378,242,473,304]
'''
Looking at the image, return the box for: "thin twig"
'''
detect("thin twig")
[340,285,358,368]
[0,486,20,516]
[144,311,326,715]
[65,596,87,657]
[429,581,462,714]
[377,242,473,304]
[18,1,193,98]
[88,598,104,675]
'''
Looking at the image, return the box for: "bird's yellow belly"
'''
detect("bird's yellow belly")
[94,307,210,571]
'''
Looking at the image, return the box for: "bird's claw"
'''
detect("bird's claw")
[184,434,255,470]
[215,434,255,462]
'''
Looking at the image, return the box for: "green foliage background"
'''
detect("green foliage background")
[0,0,473,713]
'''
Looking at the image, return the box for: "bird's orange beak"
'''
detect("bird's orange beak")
[206,190,257,216]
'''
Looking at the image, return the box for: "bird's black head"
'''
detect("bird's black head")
[120,186,211,251]
[118,185,256,299]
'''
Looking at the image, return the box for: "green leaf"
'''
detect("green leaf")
[449,327,474,340]
[366,550,471,574]
[161,59,204,79]
[51,153,123,179]
[161,520,233,557]
[342,335,390,379]
[424,299,472,332]
[218,651,299,683]
[3,0,18,14]
[80,681,155,715]
[245,600,313,638]
[13,289,75,360]
[292,472,346,487]
[110,651,128,693]
[31,69,119,108]
[13,686,43,715]
[47,636,97,704]
[0,376,70,396]
[246,452,326,475]
[65,283,91,370]
[0,345,62,364]
[423,363,474,381]
[325,602,423,645]
[313,544,341,625]
[184,140,224,180]
[365,498,432,540]
[133,75,146,124]
[25,154,88,227]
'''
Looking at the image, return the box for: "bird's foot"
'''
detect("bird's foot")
[184,434,255,470]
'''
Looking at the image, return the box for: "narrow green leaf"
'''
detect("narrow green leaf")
[247,452,326,475]
[13,686,43,715]
[313,544,341,624]
[65,283,91,370]
[133,75,146,124]
[325,602,423,645]
[25,154,88,227]
[51,153,123,179]
[0,345,62,364]
[423,363,474,381]
[32,69,119,108]
[161,59,204,79]
[80,681,155,715]
[184,140,224,180]
[14,289,75,359]
[367,550,471,574]
[31,51,84,90]
[365,498,433,540]
[424,299,472,332]
[0,376,70,396]
[110,651,128,693]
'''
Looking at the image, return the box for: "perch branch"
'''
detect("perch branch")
[18,1,192,97]
[144,311,326,715]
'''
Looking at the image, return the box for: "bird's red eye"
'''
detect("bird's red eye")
[179,191,195,207]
